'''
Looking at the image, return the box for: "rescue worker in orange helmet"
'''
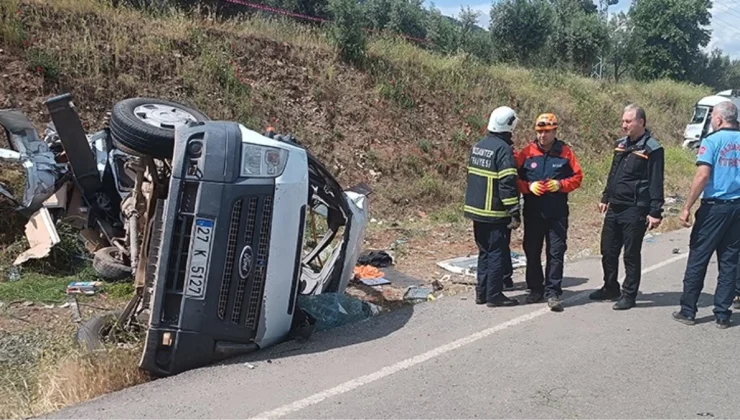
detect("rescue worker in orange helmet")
[516,113,583,311]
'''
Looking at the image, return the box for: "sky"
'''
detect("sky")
[424,0,740,59]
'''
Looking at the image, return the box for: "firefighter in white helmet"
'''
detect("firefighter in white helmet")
[464,106,521,307]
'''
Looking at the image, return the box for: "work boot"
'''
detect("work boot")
[487,294,519,307]
[503,278,515,291]
[547,296,563,312]
[716,318,730,329]
[525,291,544,304]
[673,312,696,325]
[672,311,695,325]
[612,297,635,310]
[733,296,740,310]
[589,286,621,301]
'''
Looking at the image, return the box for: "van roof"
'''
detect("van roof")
[697,95,732,106]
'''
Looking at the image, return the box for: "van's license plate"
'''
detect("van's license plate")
[185,218,214,299]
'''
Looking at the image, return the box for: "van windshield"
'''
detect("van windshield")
[690,106,709,124]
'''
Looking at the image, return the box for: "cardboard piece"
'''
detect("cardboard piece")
[42,181,70,209]
[13,207,61,265]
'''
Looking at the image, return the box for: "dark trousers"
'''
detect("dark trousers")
[503,233,513,286]
[679,200,740,321]
[523,216,568,298]
[600,205,649,300]
[474,221,511,302]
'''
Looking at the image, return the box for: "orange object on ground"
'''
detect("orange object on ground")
[354,265,384,279]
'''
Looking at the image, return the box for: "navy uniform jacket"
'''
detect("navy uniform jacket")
[601,130,665,219]
[464,132,520,224]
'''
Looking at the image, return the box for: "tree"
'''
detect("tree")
[694,48,740,90]
[328,0,367,65]
[605,12,636,82]
[457,5,480,46]
[549,0,609,74]
[366,0,393,30]
[457,6,492,61]
[265,0,330,19]
[489,0,553,65]
[628,0,712,81]
[426,5,460,54]
[578,0,599,14]
[388,0,427,40]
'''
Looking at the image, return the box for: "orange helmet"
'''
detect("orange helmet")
[534,113,558,132]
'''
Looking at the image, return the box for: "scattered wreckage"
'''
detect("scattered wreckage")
[0,93,370,376]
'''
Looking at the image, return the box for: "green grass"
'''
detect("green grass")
[1,0,706,253]
[0,266,97,303]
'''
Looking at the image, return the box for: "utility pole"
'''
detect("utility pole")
[591,0,619,79]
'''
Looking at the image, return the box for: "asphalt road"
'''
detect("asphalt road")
[47,227,740,419]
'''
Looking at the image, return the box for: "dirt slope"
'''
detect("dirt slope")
[0,0,709,223]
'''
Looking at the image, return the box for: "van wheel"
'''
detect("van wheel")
[93,246,131,281]
[75,311,122,352]
[110,97,210,159]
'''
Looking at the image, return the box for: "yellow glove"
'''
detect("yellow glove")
[546,179,561,193]
[529,181,547,196]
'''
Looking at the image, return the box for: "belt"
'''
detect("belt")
[701,197,740,204]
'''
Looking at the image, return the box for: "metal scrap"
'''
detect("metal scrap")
[437,251,527,277]
[0,109,69,216]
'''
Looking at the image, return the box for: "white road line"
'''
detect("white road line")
[250,252,690,420]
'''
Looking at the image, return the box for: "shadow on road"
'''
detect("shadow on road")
[514,276,590,291]
[564,288,716,311]
[692,315,739,328]
[217,302,415,367]
[634,291,716,309]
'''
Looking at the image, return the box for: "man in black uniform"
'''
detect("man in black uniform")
[464,106,521,307]
[735,267,740,309]
[590,104,665,310]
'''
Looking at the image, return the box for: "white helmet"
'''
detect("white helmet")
[487,106,518,133]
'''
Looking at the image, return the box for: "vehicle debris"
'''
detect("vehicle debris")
[13,207,60,266]
[403,286,435,302]
[359,277,391,287]
[2,92,372,377]
[437,251,527,277]
[354,264,384,280]
[0,109,70,217]
[66,281,103,295]
[296,293,379,332]
[357,250,393,267]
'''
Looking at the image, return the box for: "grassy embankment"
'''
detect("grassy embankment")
[0,0,708,418]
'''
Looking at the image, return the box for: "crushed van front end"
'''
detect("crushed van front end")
[139,122,308,377]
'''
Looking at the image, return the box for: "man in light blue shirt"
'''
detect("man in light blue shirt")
[673,100,740,329]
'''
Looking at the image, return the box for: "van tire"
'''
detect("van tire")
[76,311,122,352]
[110,97,210,159]
[93,246,131,281]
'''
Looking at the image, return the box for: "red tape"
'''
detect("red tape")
[223,0,327,23]
[221,0,428,43]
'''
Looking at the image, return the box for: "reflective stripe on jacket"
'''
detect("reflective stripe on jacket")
[516,139,583,219]
[464,132,520,224]
[601,130,665,219]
